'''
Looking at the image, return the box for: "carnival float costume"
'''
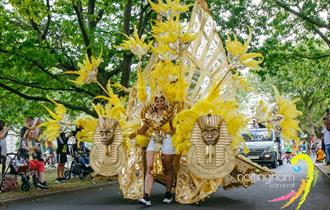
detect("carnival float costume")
[39,0,302,205]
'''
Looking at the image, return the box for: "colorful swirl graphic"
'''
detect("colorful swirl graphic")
[268,154,318,210]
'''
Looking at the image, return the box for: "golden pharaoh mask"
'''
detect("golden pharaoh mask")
[197,114,223,145]
[186,114,235,179]
[98,117,118,145]
[90,117,124,177]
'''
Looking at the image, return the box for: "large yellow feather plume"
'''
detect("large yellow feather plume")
[273,86,302,141]
[225,29,263,70]
[137,67,147,102]
[147,0,191,18]
[39,99,67,142]
[65,51,103,85]
[255,100,268,122]
[92,81,126,121]
[75,117,97,143]
[152,19,199,60]
[231,73,252,92]
[118,26,152,60]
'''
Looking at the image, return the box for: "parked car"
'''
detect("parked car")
[241,128,284,168]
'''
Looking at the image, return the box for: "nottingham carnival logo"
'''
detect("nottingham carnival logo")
[268,154,318,210]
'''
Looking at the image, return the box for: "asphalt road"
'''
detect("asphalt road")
[2,162,330,210]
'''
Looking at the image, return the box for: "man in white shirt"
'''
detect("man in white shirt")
[322,115,330,165]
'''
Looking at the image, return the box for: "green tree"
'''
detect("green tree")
[252,40,330,135]
[209,0,329,48]
[0,0,153,123]
[208,0,329,133]
[0,0,329,128]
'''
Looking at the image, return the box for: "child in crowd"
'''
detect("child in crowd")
[316,146,325,163]
[284,143,293,163]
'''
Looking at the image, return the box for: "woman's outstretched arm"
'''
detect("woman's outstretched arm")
[130,123,149,138]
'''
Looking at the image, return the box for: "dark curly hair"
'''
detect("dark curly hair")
[154,95,165,101]
[0,120,5,131]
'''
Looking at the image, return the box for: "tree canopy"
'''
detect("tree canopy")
[0,0,329,132]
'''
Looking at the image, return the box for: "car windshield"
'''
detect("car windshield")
[242,130,272,142]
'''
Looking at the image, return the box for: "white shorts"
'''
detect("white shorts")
[146,135,175,155]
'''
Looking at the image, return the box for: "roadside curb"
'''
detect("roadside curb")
[0,182,113,206]
[314,163,330,180]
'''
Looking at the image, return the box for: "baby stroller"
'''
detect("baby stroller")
[0,152,37,192]
[64,143,93,181]
[44,150,56,169]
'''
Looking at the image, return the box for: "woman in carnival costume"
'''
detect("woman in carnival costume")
[131,94,176,206]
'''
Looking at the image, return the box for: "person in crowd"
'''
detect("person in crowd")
[0,120,9,176]
[18,116,34,160]
[46,141,55,154]
[56,131,69,183]
[300,141,307,154]
[322,115,330,165]
[311,142,316,156]
[306,141,311,155]
[43,141,56,168]
[21,121,49,189]
[251,119,259,129]
[284,143,293,163]
[20,117,34,140]
[78,141,90,155]
[72,142,90,169]
[315,146,325,163]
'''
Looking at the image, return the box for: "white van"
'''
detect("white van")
[242,128,284,168]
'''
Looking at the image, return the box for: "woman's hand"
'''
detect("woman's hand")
[171,127,176,134]
[131,124,149,138]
